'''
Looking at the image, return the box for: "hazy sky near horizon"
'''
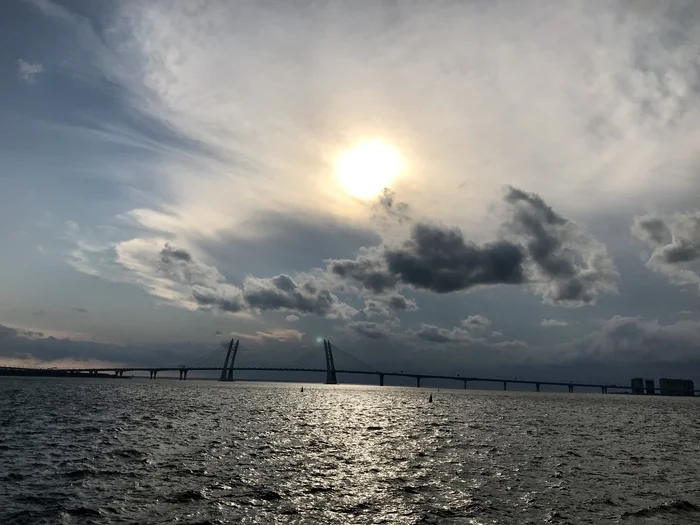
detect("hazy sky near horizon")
[2,0,700,380]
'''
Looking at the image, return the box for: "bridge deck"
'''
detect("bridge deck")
[0,365,636,390]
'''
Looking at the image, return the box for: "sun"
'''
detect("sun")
[335,140,404,199]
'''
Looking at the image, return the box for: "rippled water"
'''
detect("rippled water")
[2,377,700,524]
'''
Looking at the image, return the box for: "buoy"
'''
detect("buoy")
[428,394,433,403]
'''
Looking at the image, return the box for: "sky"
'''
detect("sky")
[1,0,700,383]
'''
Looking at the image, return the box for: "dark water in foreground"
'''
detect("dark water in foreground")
[2,378,700,524]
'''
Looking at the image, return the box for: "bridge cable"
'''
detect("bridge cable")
[295,351,322,370]
[329,343,379,372]
[183,342,229,368]
[286,347,322,369]
[183,344,225,368]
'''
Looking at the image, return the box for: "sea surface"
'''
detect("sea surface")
[1,377,700,524]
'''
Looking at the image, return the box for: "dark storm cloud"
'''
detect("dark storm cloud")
[662,243,700,264]
[632,211,700,287]
[330,220,527,297]
[346,321,394,340]
[157,244,224,289]
[156,241,357,318]
[504,187,569,277]
[243,274,357,319]
[362,293,417,319]
[190,274,356,319]
[385,224,526,293]
[161,243,192,263]
[328,187,616,306]
[387,294,417,311]
[632,215,672,246]
[157,242,250,313]
[244,275,332,315]
[503,186,618,306]
[407,321,527,349]
[191,285,245,313]
[362,300,391,318]
[411,323,475,344]
[0,325,43,339]
[329,248,398,294]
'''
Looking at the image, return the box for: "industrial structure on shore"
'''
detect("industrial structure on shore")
[631,377,695,396]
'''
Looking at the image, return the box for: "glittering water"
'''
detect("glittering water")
[2,378,700,524]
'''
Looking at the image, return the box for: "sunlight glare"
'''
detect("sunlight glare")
[335,140,404,199]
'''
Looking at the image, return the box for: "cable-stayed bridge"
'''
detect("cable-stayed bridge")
[0,339,641,393]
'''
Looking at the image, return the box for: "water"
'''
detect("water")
[2,378,700,524]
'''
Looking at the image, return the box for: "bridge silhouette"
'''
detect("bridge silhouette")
[1,338,635,394]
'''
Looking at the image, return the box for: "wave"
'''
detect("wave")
[622,499,700,519]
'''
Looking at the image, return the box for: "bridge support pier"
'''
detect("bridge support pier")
[503,381,507,391]
[379,373,384,386]
[536,383,540,392]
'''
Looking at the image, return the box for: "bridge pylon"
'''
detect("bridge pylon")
[324,339,338,385]
[225,340,239,381]
[220,339,234,381]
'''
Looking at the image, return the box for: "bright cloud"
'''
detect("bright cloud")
[229,329,304,344]
[17,59,44,83]
[541,319,569,327]
[86,1,700,243]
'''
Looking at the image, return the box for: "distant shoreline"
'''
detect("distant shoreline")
[0,369,122,379]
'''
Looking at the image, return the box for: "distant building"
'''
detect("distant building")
[659,378,695,396]
[631,377,644,395]
[645,379,655,395]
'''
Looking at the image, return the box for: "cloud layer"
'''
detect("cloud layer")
[561,316,700,365]
[633,211,700,289]
[7,0,700,379]
[329,187,618,307]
